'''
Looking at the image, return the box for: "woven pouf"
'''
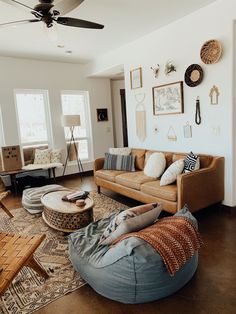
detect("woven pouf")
[69,207,199,304]
[22,184,65,214]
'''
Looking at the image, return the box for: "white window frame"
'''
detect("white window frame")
[61,90,93,162]
[14,89,52,147]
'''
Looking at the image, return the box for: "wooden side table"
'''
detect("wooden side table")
[41,190,94,233]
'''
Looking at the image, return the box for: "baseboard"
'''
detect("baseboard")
[56,170,93,180]
[220,204,236,214]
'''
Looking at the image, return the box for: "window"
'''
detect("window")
[15,90,51,147]
[0,106,5,147]
[61,91,92,161]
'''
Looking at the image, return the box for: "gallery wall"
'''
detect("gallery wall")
[86,0,235,206]
[0,56,114,175]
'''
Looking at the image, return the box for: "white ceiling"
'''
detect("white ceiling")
[0,0,216,64]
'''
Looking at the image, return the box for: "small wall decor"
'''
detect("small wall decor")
[184,64,204,87]
[153,81,184,116]
[209,85,220,105]
[130,67,142,89]
[195,97,201,125]
[97,108,108,121]
[165,60,176,75]
[1,145,22,171]
[150,64,160,78]
[167,126,177,141]
[135,93,146,141]
[200,39,223,64]
[183,122,192,138]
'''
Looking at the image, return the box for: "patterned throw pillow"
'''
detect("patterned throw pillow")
[103,153,135,171]
[160,159,184,186]
[184,152,200,173]
[109,147,131,156]
[50,149,62,163]
[34,149,51,164]
[100,203,162,245]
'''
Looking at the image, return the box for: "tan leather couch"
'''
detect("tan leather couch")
[94,149,225,213]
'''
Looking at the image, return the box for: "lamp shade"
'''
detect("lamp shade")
[61,115,81,127]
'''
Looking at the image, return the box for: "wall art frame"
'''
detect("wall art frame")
[152,81,184,116]
[96,108,108,122]
[130,67,143,89]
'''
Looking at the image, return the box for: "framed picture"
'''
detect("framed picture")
[97,108,108,121]
[130,67,142,89]
[152,81,184,115]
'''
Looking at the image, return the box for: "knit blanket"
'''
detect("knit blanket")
[113,216,202,276]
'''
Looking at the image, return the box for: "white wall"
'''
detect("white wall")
[111,79,125,147]
[86,0,236,206]
[0,56,114,174]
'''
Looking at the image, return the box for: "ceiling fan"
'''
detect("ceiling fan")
[0,0,104,29]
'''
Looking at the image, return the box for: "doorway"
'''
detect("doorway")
[120,89,128,147]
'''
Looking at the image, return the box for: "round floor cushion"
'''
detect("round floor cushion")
[22,184,65,214]
[68,208,199,304]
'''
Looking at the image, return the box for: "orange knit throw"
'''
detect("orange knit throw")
[113,216,202,276]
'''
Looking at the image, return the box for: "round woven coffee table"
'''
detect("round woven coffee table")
[41,190,94,232]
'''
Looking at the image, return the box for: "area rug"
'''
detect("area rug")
[0,191,128,314]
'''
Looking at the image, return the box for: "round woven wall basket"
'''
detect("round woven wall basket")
[200,39,222,64]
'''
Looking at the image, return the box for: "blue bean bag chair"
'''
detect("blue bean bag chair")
[68,207,198,304]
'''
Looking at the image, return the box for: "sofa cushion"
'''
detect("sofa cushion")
[109,147,131,155]
[144,152,166,178]
[160,159,184,186]
[141,180,177,202]
[145,151,173,168]
[103,153,135,171]
[116,171,155,190]
[184,152,200,173]
[131,149,146,170]
[95,169,127,183]
[173,153,213,169]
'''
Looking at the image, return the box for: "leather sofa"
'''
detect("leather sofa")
[94,149,225,213]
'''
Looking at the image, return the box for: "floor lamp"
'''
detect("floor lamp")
[61,115,84,178]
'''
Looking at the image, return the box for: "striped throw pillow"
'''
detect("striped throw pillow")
[103,153,135,171]
[184,152,200,173]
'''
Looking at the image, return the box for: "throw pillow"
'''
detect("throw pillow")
[103,153,135,171]
[100,203,162,245]
[34,149,51,165]
[184,152,200,173]
[109,147,131,155]
[50,149,62,163]
[160,159,184,186]
[144,152,166,178]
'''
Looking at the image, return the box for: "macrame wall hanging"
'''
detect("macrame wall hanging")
[167,126,177,141]
[135,93,147,142]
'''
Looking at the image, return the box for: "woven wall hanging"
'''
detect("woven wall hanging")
[200,39,222,64]
[184,64,204,87]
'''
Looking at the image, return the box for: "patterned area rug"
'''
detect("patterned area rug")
[0,191,128,314]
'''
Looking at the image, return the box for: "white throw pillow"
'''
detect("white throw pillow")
[144,152,166,178]
[160,159,184,186]
[50,149,62,163]
[99,203,162,245]
[109,147,131,155]
[34,149,51,164]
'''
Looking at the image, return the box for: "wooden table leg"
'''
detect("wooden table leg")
[26,256,49,279]
[0,201,13,218]
[10,174,17,195]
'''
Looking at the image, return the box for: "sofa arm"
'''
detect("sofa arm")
[94,158,105,172]
[177,157,224,212]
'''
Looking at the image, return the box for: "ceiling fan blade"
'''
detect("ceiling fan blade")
[0,19,40,27]
[0,0,43,16]
[53,0,84,15]
[56,17,104,29]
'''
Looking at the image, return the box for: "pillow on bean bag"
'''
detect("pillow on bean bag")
[99,203,162,245]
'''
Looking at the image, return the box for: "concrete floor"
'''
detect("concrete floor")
[2,174,236,314]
